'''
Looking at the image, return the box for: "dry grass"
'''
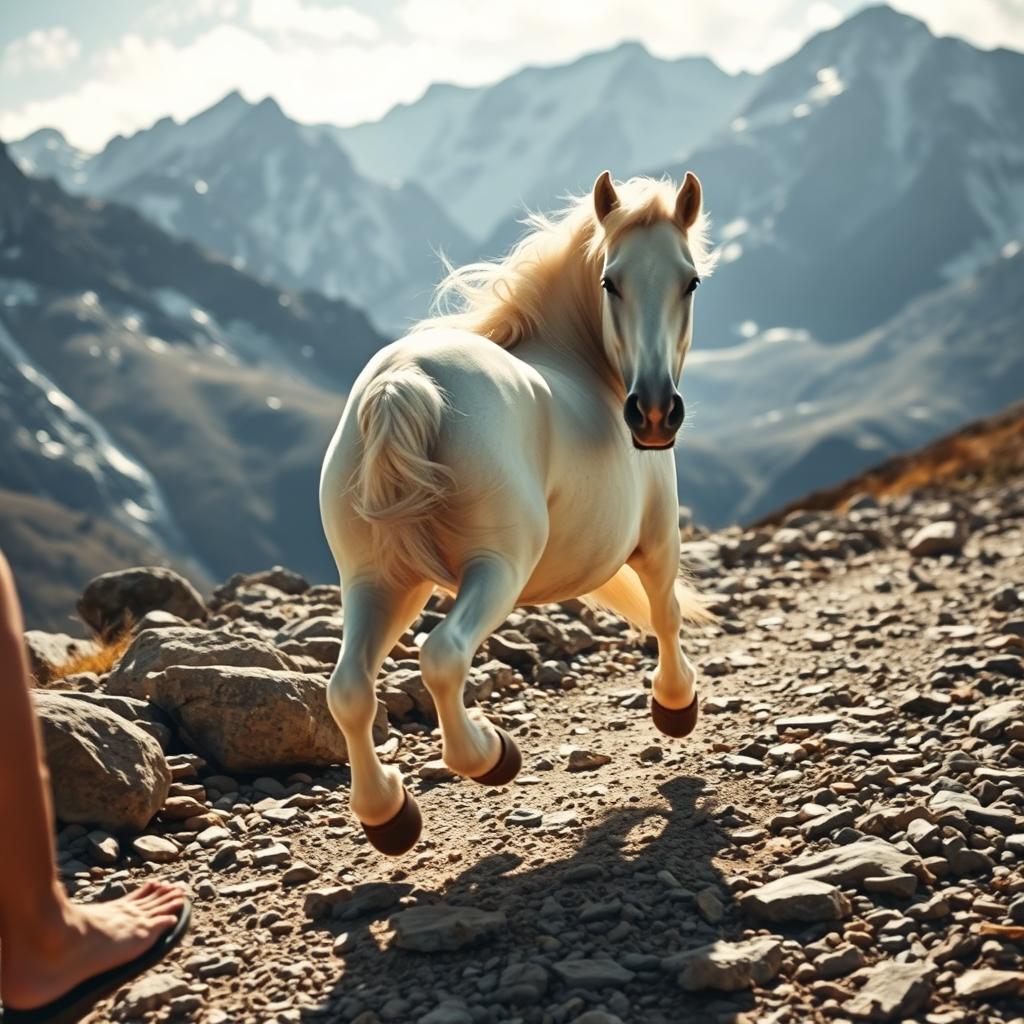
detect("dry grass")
[49,628,133,682]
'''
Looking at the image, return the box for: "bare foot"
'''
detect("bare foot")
[1,881,186,1011]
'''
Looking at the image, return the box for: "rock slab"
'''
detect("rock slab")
[666,936,784,992]
[741,876,852,923]
[392,905,507,952]
[784,837,924,887]
[907,520,964,557]
[136,664,385,772]
[551,958,635,990]
[969,699,1024,740]
[844,961,936,1020]
[106,627,299,697]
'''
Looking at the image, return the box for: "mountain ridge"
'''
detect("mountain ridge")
[0,143,385,628]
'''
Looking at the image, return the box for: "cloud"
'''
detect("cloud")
[2,1,1023,153]
[146,0,242,30]
[249,0,379,41]
[395,0,814,75]
[2,27,80,76]
[805,2,844,31]
[1,0,831,150]
[0,24,454,150]
[889,0,1024,51]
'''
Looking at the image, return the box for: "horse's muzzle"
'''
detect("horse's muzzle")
[624,389,684,450]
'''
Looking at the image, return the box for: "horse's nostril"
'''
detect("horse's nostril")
[666,393,685,431]
[623,393,645,432]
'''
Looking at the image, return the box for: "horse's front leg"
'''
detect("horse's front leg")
[326,579,432,855]
[419,554,538,784]
[630,548,700,738]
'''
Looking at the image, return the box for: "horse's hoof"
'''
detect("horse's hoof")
[470,727,522,786]
[360,789,422,856]
[651,693,700,738]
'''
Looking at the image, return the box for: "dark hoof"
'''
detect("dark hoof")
[651,693,700,738]
[470,727,522,786]
[360,789,422,856]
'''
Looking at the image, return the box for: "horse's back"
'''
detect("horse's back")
[377,330,551,490]
[320,330,550,578]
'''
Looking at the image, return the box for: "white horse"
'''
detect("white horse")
[320,170,716,855]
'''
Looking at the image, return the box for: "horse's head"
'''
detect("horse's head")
[593,170,704,451]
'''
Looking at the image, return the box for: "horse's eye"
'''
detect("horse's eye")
[685,277,701,296]
[601,277,620,298]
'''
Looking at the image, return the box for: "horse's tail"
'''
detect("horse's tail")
[349,363,455,586]
[582,564,715,632]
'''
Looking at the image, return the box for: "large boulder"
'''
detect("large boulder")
[23,630,99,684]
[78,567,207,637]
[106,627,299,698]
[211,567,310,607]
[60,691,174,750]
[134,664,385,772]
[33,691,170,831]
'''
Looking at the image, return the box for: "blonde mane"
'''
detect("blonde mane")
[415,175,717,384]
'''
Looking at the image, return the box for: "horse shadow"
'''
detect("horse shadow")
[300,776,759,1024]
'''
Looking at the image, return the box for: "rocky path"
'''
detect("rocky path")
[24,478,1024,1024]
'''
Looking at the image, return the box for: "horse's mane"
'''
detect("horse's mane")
[414,175,717,379]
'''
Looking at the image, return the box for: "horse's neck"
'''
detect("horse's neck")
[521,278,624,401]
[516,322,624,405]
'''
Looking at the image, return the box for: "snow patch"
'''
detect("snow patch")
[137,195,183,232]
[0,279,40,307]
[0,319,193,558]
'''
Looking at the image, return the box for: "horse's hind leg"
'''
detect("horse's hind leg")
[326,578,432,855]
[419,555,535,783]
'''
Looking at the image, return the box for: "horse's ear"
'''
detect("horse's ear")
[593,170,619,224]
[674,171,702,230]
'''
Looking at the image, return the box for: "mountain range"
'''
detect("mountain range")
[3,4,1023,627]
[14,7,1024,349]
[11,94,472,334]
[679,241,1024,522]
[333,43,755,239]
[0,143,385,628]
[668,5,1024,347]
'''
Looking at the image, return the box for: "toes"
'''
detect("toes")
[147,893,185,913]
[134,889,185,915]
[148,913,179,933]
[128,881,159,901]
[146,889,185,909]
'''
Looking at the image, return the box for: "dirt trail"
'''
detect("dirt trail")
[35,477,1024,1023]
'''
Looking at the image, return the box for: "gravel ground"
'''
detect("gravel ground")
[40,477,1024,1024]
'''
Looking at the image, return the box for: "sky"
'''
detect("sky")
[2,0,1023,151]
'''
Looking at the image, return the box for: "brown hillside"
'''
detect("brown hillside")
[755,400,1024,525]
